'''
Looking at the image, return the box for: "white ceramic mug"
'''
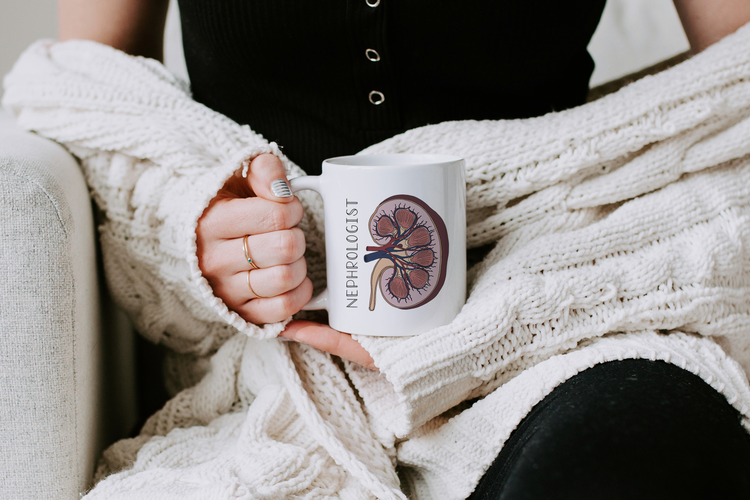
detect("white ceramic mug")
[289,154,466,336]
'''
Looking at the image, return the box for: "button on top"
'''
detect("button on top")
[366,0,380,7]
[365,48,381,62]
[369,90,385,105]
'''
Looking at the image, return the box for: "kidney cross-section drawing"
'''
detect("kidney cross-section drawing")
[364,195,449,310]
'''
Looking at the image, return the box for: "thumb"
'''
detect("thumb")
[245,153,295,202]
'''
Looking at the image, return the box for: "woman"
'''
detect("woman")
[9,0,750,497]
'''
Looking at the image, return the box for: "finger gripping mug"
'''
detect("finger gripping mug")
[290,154,466,337]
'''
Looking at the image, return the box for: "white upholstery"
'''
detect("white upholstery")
[588,0,689,86]
[0,124,137,499]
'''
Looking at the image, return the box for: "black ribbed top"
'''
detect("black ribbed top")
[178,0,605,174]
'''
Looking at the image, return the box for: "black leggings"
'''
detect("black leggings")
[468,359,750,500]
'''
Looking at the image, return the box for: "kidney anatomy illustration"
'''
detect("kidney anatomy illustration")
[364,195,449,310]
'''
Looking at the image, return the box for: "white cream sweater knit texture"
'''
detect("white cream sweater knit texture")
[5,23,750,499]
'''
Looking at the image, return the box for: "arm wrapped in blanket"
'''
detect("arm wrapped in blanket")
[349,22,750,438]
[2,40,326,357]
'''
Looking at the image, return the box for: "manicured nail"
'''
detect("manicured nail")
[271,179,292,198]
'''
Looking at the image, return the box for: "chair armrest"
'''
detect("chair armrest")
[0,125,136,498]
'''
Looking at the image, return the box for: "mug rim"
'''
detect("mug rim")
[323,153,464,168]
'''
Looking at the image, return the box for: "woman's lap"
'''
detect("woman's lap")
[468,358,750,500]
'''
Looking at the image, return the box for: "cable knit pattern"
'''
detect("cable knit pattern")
[4,40,327,354]
[4,25,750,499]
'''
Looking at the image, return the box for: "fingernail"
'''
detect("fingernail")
[271,179,292,198]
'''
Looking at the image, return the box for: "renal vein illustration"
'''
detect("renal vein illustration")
[364,195,449,310]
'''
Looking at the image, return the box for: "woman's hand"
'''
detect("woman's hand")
[281,320,378,370]
[196,154,313,325]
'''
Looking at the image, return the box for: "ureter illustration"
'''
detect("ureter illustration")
[369,258,395,311]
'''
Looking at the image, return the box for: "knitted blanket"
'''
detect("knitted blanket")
[5,23,750,500]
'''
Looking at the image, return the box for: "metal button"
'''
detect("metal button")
[369,90,385,105]
[365,48,381,62]
[366,0,380,6]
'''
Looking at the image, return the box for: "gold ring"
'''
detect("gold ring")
[247,269,264,298]
[243,235,260,270]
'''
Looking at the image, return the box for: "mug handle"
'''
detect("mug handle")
[289,176,328,311]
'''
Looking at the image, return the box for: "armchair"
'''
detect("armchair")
[0,122,138,499]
